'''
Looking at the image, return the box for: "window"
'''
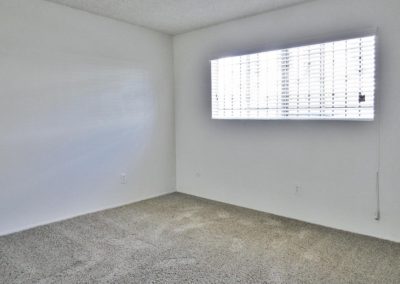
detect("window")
[211,35,376,120]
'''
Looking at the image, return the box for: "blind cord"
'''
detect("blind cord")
[375,28,381,221]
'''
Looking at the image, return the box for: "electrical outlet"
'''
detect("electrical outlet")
[295,185,301,195]
[120,173,127,185]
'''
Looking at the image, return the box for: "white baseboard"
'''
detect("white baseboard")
[0,190,176,237]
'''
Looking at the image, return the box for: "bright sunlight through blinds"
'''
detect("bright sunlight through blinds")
[211,35,376,120]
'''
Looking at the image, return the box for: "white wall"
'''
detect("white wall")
[174,0,400,242]
[0,0,175,235]
[1,0,399,243]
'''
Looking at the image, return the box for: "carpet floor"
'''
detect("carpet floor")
[1,193,399,283]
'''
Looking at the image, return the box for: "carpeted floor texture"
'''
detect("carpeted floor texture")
[1,193,399,283]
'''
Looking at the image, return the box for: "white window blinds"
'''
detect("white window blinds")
[211,35,376,120]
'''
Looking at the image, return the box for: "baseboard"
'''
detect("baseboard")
[176,190,399,244]
[0,190,176,237]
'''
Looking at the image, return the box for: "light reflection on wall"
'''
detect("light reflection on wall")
[0,48,157,227]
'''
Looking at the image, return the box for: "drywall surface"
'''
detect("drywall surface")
[174,0,400,242]
[0,0,175,235]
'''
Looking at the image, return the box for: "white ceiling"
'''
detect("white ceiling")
[45,0,314,35]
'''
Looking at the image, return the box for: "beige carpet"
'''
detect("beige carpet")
[1,193,399,283]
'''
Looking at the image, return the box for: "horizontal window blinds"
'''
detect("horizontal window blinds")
[211,35,376,120]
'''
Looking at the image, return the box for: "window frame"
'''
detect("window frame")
[210,29,378,121]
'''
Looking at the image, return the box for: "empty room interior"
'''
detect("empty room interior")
[1,0,400,283]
